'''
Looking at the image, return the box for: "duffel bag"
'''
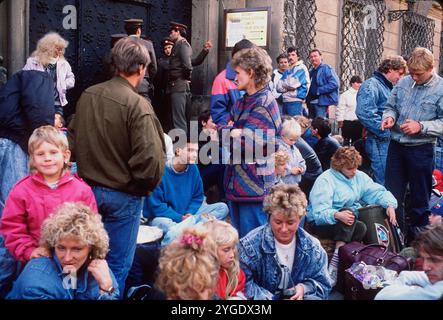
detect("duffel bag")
[336,242,411,293]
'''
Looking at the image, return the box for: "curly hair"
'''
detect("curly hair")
[231,47,272,89]
[28,125,70,173]
[274,150,290,166]
[39,202,109,259]
[330,146,362,171]
[32,32,69,66]
[378,55,407,73]
[263,184,307,219]
[155,227,219,300]
[202,220,240,299]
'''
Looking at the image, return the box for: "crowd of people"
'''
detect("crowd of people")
[0,17,442,301]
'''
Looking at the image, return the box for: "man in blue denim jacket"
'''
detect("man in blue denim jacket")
[381,48,443,242]
[238,184,332,300]
[306,49,340,119]
[356,56,407,185]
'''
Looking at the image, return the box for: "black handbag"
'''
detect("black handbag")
[343,271,382,300]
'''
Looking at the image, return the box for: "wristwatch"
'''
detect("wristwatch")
[100,285,115,294]
[419,122,424,133]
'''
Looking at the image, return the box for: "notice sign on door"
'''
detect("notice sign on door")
[224,7,270,49]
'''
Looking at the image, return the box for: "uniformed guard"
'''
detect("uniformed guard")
[167,21,193,132]
[124,18,157,100]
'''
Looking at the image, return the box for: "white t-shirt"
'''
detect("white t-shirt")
[275,237,296,289]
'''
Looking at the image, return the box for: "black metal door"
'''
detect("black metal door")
[29,0,192,118]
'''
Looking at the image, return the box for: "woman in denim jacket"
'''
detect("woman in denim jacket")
[238,184,332,300]
[7,203,119,300]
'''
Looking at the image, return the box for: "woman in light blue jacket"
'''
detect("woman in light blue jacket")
[306,147,398,285]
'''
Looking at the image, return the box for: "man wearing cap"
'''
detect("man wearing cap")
[167,21,193,132]
[124,18,157,100]
[154,37,212,132]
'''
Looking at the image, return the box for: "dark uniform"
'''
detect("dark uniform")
[124,19,157,101]
[167,22,193,132]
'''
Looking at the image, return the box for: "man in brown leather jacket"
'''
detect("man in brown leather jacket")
[68,37,165,297]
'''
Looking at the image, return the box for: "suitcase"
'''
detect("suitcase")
[358,205,404,253]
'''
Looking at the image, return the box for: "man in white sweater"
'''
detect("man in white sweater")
[375,225,443,300]
[336,75,363,145]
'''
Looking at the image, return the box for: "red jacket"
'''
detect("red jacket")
[215,267,246,299]
[0,172,97,262]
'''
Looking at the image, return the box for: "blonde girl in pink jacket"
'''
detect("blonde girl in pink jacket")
[0,126,97,262]
[23,32,75,115]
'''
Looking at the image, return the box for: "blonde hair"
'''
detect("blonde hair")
[263,184,307,219]
[274,150,290,166]
[231,47,273,89]
[293,116,311,134]
[407,47,434,71]
[28,125,70,172]
[202,220,240,299]
[155,228,219,300]
[39,202,109,259]
[33,32,69,66]
[330,146,362,171]
[281,119,301,139]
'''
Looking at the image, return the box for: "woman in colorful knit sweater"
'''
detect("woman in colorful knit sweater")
[221,47,282,238]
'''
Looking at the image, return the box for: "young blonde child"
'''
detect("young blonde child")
[274,150,290,185]
[203,220,246,300]
[0,125,97,262]
[155,227,219,300]
[278,119,306,185]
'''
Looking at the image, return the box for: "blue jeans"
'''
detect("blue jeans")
[92,186,142,298]
[308,103,328,119]
[151,202,229,246]
[365,135,389,185]
[228,201,267,238]
[283,101,304,116]
[0,138,28,217]
[385,141,434,235]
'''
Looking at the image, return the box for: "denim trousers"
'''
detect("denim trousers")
[151,202,229,246]
[228,201,267,238]
[385,141,434,235]
[365,135,389,185]
[0,138,28,217]
[92,186,142,298]
[308,103,328,119]
[283,101,304,116]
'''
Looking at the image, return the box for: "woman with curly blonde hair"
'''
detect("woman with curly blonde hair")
[307,146,398,285]
[223,46,282,238]
[155,227,219,300]
[23,32,75,115]
[7,202,119,300]
[238,183,332,300]
[203,220,246,299]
